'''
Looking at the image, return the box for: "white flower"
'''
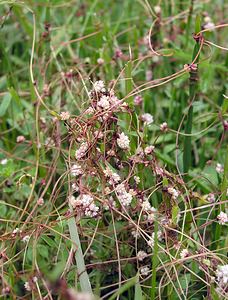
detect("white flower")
[204,22,215,31]
[24,281,31,291]
[141,113,153,125]
[104,167,121,184]
[84,202,99,217]
[93,80,105,92]
[142,200,152,212]
[204,16,211,23]
[217,212,228,225]
[134,176,140,184]
[0,158,8,165]
[140,266,150,276]
[207,193,215,203]
[167,187,179,200]
[154,5,161,14]
[68,195,77,208]
[216,163,224,174]
[116,184,133,206]
[137,250,147,261]
[16,135,25,143]
[60,111,70,120]
[72,183,79,191]
[97,58,104,65]
[131,229,140,238]
[97,95,110,110]
[144,145,155,155]
[22,235,30,243]
[117,132,130,150]
[37,198,44,206]
[160,122,168,132]
[12,227,21,236]
[134,95,142,106]
[180,249,189,259]
[146,70,152,81]
[32,276,38,283]
[216,264,228,285]
[84,107,94,115]
[75,142,89,160]
[147,231,162,248]
[45,137,55,147]
[71,164,83,176]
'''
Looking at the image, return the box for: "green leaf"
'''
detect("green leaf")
[0,93,11,117]
[134,274,143,300]
[172,205,180,225]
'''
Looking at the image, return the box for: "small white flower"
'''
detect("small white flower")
[22,235,30,243]
[160,122,168,132]
[45,137,55,147]
[71,164,83,176]
[144,145,155,155]
[117,132,130,150]
[137,250,147,261]
[140,266,150,276]
[93,80,105,92]
[16,135,25,143]
[0,158,8,165]
[97,58,104,65]
[75,142,89,160]
[72,183,79,191]
[37,198,44,206]
[217,212,228,225]
[84,107,94,115]
[216,264,228,285]
[147,231,162,248]
[216,163,224,174]
[146,70,152,81]
[60,111,70,120]
[116,184,133,206]
[97,95,110,110]
[12,227,21,236]
[32,276,38,283]
[134,176,140,184]
[134,95,142,106]
[24,281,31,291]
[154,5,161,14]
[180,249,189,259]
[131,230,140,238]
[204,16,211,23]
[204,22,215,31]
[68,195,77,208]
[207,193,215,203]
[141,113,153,125]
[167,187,179,200]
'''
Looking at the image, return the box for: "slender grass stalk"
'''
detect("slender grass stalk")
[183,15,201,174]
[68,216,93,294]
[151,219,158,300]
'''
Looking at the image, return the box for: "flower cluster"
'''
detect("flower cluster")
[117,132,130,150]
[115,183,133,207]
[69,194,99,217]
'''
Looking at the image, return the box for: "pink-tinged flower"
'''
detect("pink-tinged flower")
[217,212,228,225]
[144,145,155,155]
[141,113,153,125]
[117,132,130,150]
[216,163,224,174]
[137,250,147,261]
[37,198,44,206]
[60,111,70,120]
[160,122,168,132]
[134,95,143,106]
[16,135,25,143]
[180,249,189,259]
